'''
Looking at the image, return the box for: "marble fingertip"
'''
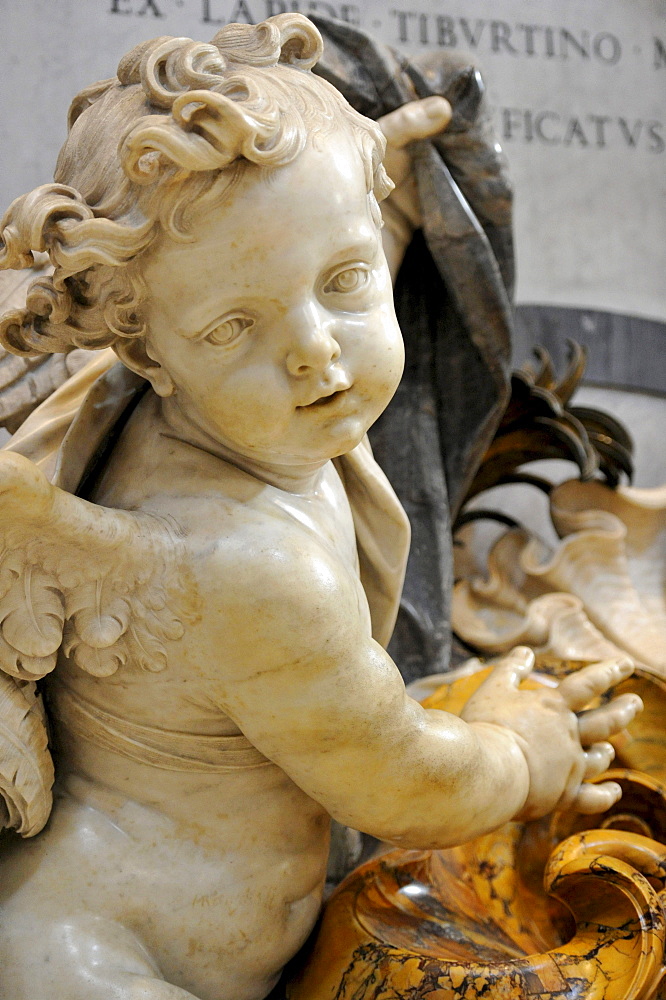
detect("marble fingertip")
[511,646,535,674]
[627,693,644,715]
[613,656,635,676]
[609,782,623,803]
[422,96,452,121]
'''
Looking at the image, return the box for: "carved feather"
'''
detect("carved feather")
[0,629,58,681]
[71,586,129,649]
[62,620,128,678]
[0,673,54,837]
[126,621,169,673]
[0,564,65,659]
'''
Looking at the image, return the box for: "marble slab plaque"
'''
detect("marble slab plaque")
[1,1,665,365]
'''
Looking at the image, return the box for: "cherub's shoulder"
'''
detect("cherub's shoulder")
[187,511,368,687]
[190,502,340,605]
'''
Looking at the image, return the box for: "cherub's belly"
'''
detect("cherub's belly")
[0,769,329,1000]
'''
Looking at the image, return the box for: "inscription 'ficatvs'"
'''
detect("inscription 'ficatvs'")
[501,109,665,154]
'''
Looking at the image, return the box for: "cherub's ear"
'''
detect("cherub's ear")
[114,338,175,397]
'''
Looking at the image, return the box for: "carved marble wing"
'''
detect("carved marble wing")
[0,450,188,837]
[0,451,187,682]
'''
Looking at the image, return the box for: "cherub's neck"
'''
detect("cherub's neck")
[158,397,328,495]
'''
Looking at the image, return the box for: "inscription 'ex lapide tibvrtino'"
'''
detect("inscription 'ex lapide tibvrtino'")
[107,1,666,73]
[109,0,363,25]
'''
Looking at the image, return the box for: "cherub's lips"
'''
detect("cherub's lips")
[297,384,353,409]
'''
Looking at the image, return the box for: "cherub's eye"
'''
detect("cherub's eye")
[204,315,254,346]
[324,266,370,295]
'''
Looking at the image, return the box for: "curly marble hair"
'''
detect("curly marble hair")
[0,14,391,357]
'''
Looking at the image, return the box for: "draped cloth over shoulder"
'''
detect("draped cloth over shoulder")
[3,353,410,651]
[313,18,515,679]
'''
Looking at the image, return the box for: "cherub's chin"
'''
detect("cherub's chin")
[322,419,371,457]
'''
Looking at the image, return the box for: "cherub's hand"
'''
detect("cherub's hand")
[377,97,451,277]
[461,647,642,821]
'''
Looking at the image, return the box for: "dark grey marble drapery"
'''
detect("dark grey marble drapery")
[313,18,516,681]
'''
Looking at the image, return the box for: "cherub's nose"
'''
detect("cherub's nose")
[285,303,341,377]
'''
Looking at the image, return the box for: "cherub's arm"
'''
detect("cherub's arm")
[203,537,641,849]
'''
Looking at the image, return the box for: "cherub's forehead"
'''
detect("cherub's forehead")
[169,131,373,239]
[262,124,374,194]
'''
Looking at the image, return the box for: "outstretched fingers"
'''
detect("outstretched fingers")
[558,743,617,815]
[557,657,635,712]
[582,741,615,779]
[578,692,643,743]
[571,780,623,815]
[484,646,536,690]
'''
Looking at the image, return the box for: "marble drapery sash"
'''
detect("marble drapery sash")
[49,684,271,773]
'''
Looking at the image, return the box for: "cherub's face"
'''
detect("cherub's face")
[139,126,404,471]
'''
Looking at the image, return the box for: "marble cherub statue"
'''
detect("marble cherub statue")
[0,14,642,1000]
